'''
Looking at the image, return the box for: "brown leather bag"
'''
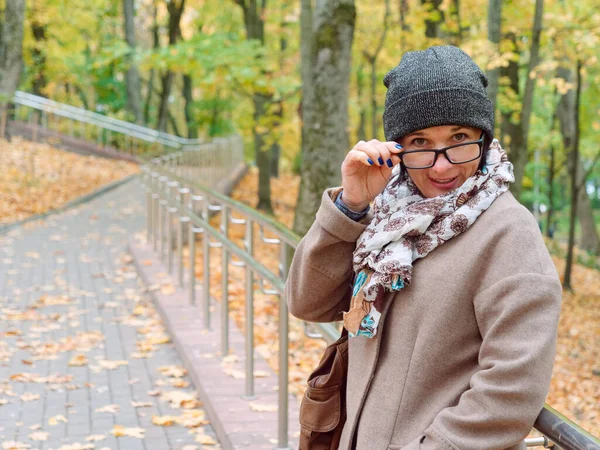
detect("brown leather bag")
[299,328,349,450]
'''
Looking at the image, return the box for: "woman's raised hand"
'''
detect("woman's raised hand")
[341,140,403,211]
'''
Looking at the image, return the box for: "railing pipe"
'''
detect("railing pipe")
[203,199,211,329]
[244,218,255,399]
[146,170,153,245]
[151,172,159,252]
[221,205,230,357]
[278,242,290,450]
[178,187,190,288]
[167,180,179,274]
[158,176,168,262]
[534,404,600,449]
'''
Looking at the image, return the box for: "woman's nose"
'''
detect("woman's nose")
[431,152,453,173]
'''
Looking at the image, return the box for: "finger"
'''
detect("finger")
[373,140,394,168]
[346,148,376,167]
[353,141,385,166]
[385,141,404,154]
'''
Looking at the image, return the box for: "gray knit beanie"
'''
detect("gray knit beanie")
[382,46,494,149]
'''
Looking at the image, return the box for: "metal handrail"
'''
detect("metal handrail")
[9,91,245,171]
[533,404,600,449]
[13,91,193,147]
[141,158,338,449]
[141,151,600,450]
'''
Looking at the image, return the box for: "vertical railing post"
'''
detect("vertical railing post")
[178,187,190,288]
[158,176,168,261]
[167,181,179,274]
[152,171,160,251]
[145,170,152,245]
[221,205,230,357]
[278,242,291,450]
[243,218,255,399]
[189,193,203,306]
[203,198,211,329]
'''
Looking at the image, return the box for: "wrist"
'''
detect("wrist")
[340,193,370,213]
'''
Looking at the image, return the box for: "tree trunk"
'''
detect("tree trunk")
[270,8,289,178]
[31,20,47,97]
[563,60,582,290]
[156,0,185,132]
[293,0,356,236]
[270,101,283,177]
[510,0,544,200]
[556,64,600,253]
[454,0,463,43]
[254,93,273,213]
[123,0,143,123]
[399,0,409,48]
[235,0,272,212]
[486,0,502,115]
[356,65,367,142]
[0,0,25,137]
[367,0,390,138]
[546,141,555,238]
[421,0,444,39]
[157,72,174,133]
[144,2,159,126]
[209,88,220,137]
[500,33,520,167]
[182,74,197,138]
[576,162,600,253]
[299,0,314,174]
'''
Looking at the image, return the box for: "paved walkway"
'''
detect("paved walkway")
[0,178,220,450]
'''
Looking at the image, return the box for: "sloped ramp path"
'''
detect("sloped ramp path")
[0,177,221,450]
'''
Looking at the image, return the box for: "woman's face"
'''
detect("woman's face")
[398,125,483,198]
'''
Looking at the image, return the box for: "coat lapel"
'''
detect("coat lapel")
[339,292,395,449]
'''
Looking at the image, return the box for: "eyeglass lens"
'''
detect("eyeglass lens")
[402,143,480,168]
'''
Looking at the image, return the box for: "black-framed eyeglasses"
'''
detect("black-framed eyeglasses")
[399,133,485,169]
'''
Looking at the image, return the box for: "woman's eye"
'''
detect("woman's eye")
[454,133,467,141]
[413,138,427,146]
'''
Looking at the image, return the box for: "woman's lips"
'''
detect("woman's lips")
[429,176,458,190]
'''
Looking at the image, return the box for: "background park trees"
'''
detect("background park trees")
[2,0,599,264]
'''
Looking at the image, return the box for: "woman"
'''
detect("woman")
[286,46,562,450]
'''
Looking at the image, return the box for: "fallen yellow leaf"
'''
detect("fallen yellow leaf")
[249,402,277,412]
[152,415,177,426]
[48,414,68,425]
[111,425,145,439]
[195,433,218,445]
[68,354,88,367]
[28,431,48,441]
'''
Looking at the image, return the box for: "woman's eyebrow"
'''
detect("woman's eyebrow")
[405,131,426,138]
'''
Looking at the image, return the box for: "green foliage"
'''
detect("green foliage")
[14,0,599,225]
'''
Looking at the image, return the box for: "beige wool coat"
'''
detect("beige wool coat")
[286,188,562,450]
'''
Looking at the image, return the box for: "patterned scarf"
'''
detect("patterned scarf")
[343,140,514,338]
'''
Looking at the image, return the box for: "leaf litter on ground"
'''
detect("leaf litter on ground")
[0,137,139,225]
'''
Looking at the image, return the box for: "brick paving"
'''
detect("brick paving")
[0,178,220,450]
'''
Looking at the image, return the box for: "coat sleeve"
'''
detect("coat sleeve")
[402,272,562,450]
[285,188,371,323]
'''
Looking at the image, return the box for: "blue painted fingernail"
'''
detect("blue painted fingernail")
[377,156,384,165]
[387,158,393,168]
[395,144,403,149]
[367,158,374,165]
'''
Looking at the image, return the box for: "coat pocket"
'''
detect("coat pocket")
[299,384,341,432]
